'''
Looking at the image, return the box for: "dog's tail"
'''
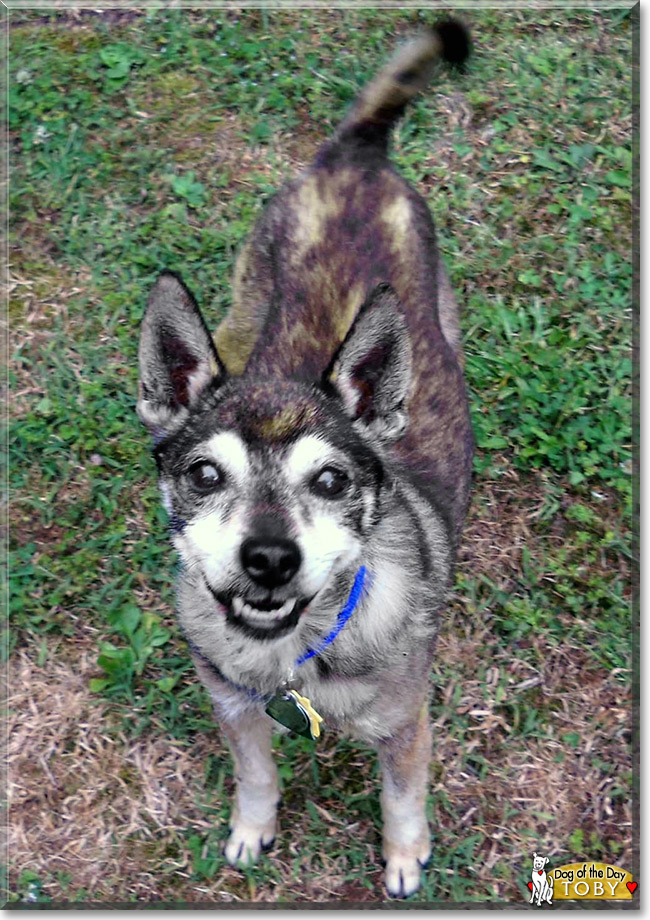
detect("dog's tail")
[332,20,470,152]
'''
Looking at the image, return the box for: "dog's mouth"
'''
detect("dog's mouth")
[207,584,311,639]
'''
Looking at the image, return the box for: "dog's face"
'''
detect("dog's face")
[532,854,548,872]
[139,273,411,640]
[155,381,384,639]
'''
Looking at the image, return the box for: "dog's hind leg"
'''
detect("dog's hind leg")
[218,711,279,867]
[376,703,432,898]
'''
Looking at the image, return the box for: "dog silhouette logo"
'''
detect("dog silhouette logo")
[528,852,554,906]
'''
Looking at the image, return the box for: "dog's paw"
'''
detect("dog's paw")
[224,819,276,867]
[383,840,431,899]
[384,854,426,899]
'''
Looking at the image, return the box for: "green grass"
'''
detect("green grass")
[8,7,635,906]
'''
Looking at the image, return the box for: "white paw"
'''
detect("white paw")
[224,819,276,867]
[384,841,431,899]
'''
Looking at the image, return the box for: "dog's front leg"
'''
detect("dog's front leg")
[218,709,279,867]
[376,704,432,898]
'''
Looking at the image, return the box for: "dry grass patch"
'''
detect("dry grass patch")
[9,265,97,415]
[429,628,632,901]
[8,645,213,901]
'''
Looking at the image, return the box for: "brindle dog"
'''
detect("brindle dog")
[138,20,473,898]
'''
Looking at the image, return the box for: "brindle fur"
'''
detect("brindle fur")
[217,163,472,537]
[138,22,473,899]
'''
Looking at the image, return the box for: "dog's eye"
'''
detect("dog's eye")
[310,466,350,499]
[187,461,224,493]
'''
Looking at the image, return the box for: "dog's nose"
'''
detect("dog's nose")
[240,537,302,589]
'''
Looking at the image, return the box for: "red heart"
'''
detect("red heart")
[627,882,637,894]
[538,870,543,875]
[527,882,533,891]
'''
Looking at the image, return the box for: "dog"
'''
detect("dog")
[530,853,554,905]
[137,20,473,899]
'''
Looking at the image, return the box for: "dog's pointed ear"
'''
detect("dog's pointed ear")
[324,283,412,441]
[137,272,226,439]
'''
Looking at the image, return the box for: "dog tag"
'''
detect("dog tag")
[289,689,324,739]
[265,689,323,740]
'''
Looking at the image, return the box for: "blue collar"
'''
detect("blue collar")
[293,565,367,668]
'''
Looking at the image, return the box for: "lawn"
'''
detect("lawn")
[7,6,636,906]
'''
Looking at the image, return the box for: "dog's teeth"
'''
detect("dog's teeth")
[235,598,298,620]
[274,599,296,619]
